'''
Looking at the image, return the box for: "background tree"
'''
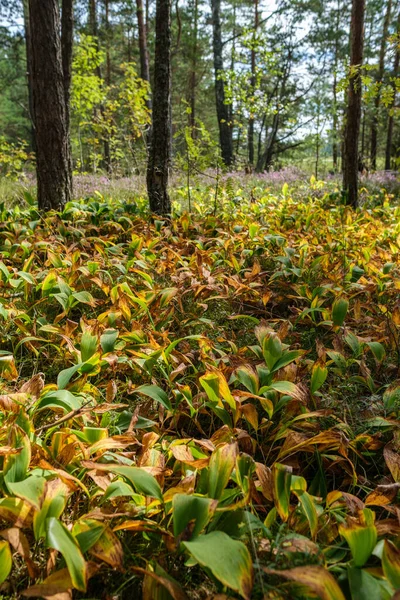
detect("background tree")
[147,0,172,215]
[29,0,73,210]
[343,0,365,208]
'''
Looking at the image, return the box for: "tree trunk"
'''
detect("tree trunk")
[88,0,111,172]
[211,0,233,166]
[105,0,111,86]
[188,0,198,136]
[370,0,392,170]
[136,0,151,97]
[22,0,35,151]
[343,0,365,208]
[61,0,74,197]
[385,11,400,170]
[247,0,258,166]
[146,0,172,215]
[29,0,72,211]
[332,0,340,171]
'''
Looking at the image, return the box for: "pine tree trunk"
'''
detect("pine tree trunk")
[370,0,392,170]
[211,0,233,166]
[385,11,400,170]
[332,0,340,171]
[22,0,35,152]
[343,0,365,208]
[136,0,151,103]
[61,0,74,198]
[188,0,198,136]
[247,0,258,166]
[146,0,172,216]
[29,0,72,211]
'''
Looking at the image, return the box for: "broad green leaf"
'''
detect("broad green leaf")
[272,463,292,522]
[46,517,87,592]
[311,362,328,394]
[332,298,348,327]
[3,426,31,485]
[262,333,282,371]
[339,509,377,567]
[72,291,95,305]
[235,366,259,395]
[271,350,303,373]
[86,465,163,501]
[36,390,83,413]
[103,481,144,503]
[348,566,393,600]
[0,541,12,584]
[367,342,385,362]
[72,519,106,553]
[207,443,237,500]
[183,532,253,599]
[100,328,119,353]
[57,363,84,390]
[382,540,400,590]
[200,371,235,410]
[134,384,172,411]
[294,490,318,539]
[173,494,217,539]
[7,476,46,510]
[80,331,98,362]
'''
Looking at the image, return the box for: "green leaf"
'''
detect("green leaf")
[3,426,31,485]
[262,333,282,371]
[235,366,259,395]
[0,541,12,585]
[332,298,349,327]
[72,519,106,553]
[339,508,377,567]
[207,444,237,500]
[271,350,303,373]
[183,532,253,599]
[7,476,46,510]
[72,291,95,305]
[311,362,328,394]
[46,517,87,592]
[57,363,84,390]
[348,566,393,600]
[273,463,292,522]
[80,331,98,362]
[100,329,119,353]
[36,390,83,413]
[367,342,385,362]
[173,494,217,539]
[134,384,172,411]
[382,540,400,590]
[90,465,163,501]
[294,490,318,539]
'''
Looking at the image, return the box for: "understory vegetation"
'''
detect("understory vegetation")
[0,177,400,599]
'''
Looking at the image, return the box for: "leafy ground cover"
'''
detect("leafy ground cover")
[1,179,400,599]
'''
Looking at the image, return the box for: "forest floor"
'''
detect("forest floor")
[0,172,400,599]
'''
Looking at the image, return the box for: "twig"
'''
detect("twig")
[35,399,93,433]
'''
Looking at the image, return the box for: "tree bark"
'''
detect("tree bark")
[146,0,172,215]
[211,0,233,166]
[136,0,151,100]
[29,0,72,211]
[247,0,258,166]
[61,0,74,198]
[385,11,400,170]
[343,0,365,208]
[370,0,392,170]
[22,0,35,152]
[188,0,198,136]
[332,0,340,171]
